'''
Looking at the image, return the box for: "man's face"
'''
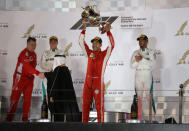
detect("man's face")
[50,40,58,50]
[139,39,148,48]
[27,41,36,52]
[92,40,102,51]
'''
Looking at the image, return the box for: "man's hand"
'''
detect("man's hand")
[82,20,87,30]
[105,22,111,31]
[50,97,54,103]
[38,72,45,79]
[135,55,142,62]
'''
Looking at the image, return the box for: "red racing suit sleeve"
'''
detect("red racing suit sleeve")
[79,30,92,57]
[102,31,115,57]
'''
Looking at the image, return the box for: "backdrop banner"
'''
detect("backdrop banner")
[1,8,189,113]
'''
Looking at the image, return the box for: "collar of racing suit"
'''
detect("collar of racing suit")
[140,48,148,53]
[25,48,34,53]
[92,49,101,53]
[50,48,58,52]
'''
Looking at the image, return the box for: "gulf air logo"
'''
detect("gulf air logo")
[180,79,189,94]
[105,80,111,95]
[65,42,72,56]
[70,16,119,30]
[0,22,8,28]
[177,50,189,65]
[175,21,188,36]
[22,24,35,38]
[0,49,8,56]
[22,24,48,39]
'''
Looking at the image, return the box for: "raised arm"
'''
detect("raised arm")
[79,30,92,57]
[103,23,115,57]
[79,20,92,57]
[106,30,115,52]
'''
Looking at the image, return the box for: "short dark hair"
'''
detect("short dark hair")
[91,37,102,44]
[50,39,58,43]
[27,37,36,43]
[49,36,58,43]
[137,34,148,41]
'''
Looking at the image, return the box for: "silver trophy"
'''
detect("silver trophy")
[81,5,108,34]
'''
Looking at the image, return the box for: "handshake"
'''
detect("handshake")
[38,72,45,79]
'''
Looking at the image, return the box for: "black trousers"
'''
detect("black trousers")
[48,101,82,122]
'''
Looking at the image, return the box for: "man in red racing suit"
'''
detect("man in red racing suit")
[6,37,44,122]
[79,21,115,122]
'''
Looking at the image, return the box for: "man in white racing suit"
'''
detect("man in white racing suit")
[41,36,64,72]
[130,34,156,120]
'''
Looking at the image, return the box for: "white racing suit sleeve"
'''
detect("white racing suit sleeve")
[79,30,92,57]
[105,31,115,54]
[130,51,139,69]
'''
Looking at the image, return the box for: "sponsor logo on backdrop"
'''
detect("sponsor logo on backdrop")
[177,50,189,65]
[183,79,189,87]
[73,78,84,85]
[65,42,72,56]
[0,49,8,56]
[107,90,124,95]
[121,15,151,29]
[0,22,8,28]
[104,80,111,95]
[154,79,161,84]
[175,21,189,36]
[181,79,189,94]
[73,78,84,93]
[0,78,7,84]
[108,60,125,67]
[22,24,35,38]
[32,33,48,39]
[70,51,85,57]
[70,16,119,30]
[0,77,8,89]
[22,24,48,39]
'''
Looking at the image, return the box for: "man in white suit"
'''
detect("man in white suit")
[130,34,156,120]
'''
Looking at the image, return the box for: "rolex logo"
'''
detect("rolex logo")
[22,24,35,38]
[177,50,189,65]
[175,21,187,36]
